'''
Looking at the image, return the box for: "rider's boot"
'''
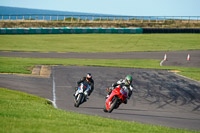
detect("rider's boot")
[88,90,91,96]
[123,99,128,104]
[105,87,113,99]
[84,95,89,102]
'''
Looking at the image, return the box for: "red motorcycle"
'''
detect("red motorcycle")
[104,85,128,113]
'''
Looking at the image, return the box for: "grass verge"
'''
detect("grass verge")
[0,87,199,133]
[0,34,200,52]
[0,57,200,81]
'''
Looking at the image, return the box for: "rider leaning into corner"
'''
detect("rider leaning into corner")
[74,73,94,97]
[106,75,133,104]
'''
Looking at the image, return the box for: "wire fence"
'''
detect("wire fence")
[1,15,199,22]
[0,15,200,28]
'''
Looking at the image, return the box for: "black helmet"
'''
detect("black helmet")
[86,73,92,81]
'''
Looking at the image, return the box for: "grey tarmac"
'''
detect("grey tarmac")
[0,50,200,67]
[0,66,200,131]
[0,50,200,130]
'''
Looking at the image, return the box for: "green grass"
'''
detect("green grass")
[0,34,200,132]
[0,57,200,81]
[1,87,199,133]
[0,34,200,52]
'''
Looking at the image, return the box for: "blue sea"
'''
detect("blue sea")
[0,6,108,15]
[0,6,123,20]
[0,6,196,21]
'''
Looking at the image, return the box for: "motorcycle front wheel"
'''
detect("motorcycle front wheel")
[74,93,83,107]
[108,96,118,113]
[103,105,108,112]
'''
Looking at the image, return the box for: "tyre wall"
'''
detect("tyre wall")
[143,28,200,33]
[0,27,143,34]
[0,27,199,34]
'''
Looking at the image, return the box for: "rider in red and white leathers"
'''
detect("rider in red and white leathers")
[106,75,133,104]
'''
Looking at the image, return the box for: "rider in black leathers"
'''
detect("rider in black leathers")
[75,73,94,97]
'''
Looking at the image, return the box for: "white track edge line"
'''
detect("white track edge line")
[52,74,57,108]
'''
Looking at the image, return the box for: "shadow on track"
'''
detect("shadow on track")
[133,71,200,111]
[79,106,103,110]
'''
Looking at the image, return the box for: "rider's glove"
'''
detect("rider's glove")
[111,83,115,87]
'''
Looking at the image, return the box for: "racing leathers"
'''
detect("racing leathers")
[76,77,94,96]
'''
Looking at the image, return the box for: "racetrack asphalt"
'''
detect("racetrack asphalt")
[0,50,200,68]
[0,51,200,131]
[0,66,200,130]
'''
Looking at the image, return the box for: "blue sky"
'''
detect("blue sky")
[0,0,199,16]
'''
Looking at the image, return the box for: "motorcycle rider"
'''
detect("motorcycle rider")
[74,73,94,98]
[106,75,133,104]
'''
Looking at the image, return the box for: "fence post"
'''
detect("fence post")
[78,16,80,23]
[141,16,143,23]
[180,16,182,23]
[188,16,190,23]
[71,16,73,23]
[156,16,157,23]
